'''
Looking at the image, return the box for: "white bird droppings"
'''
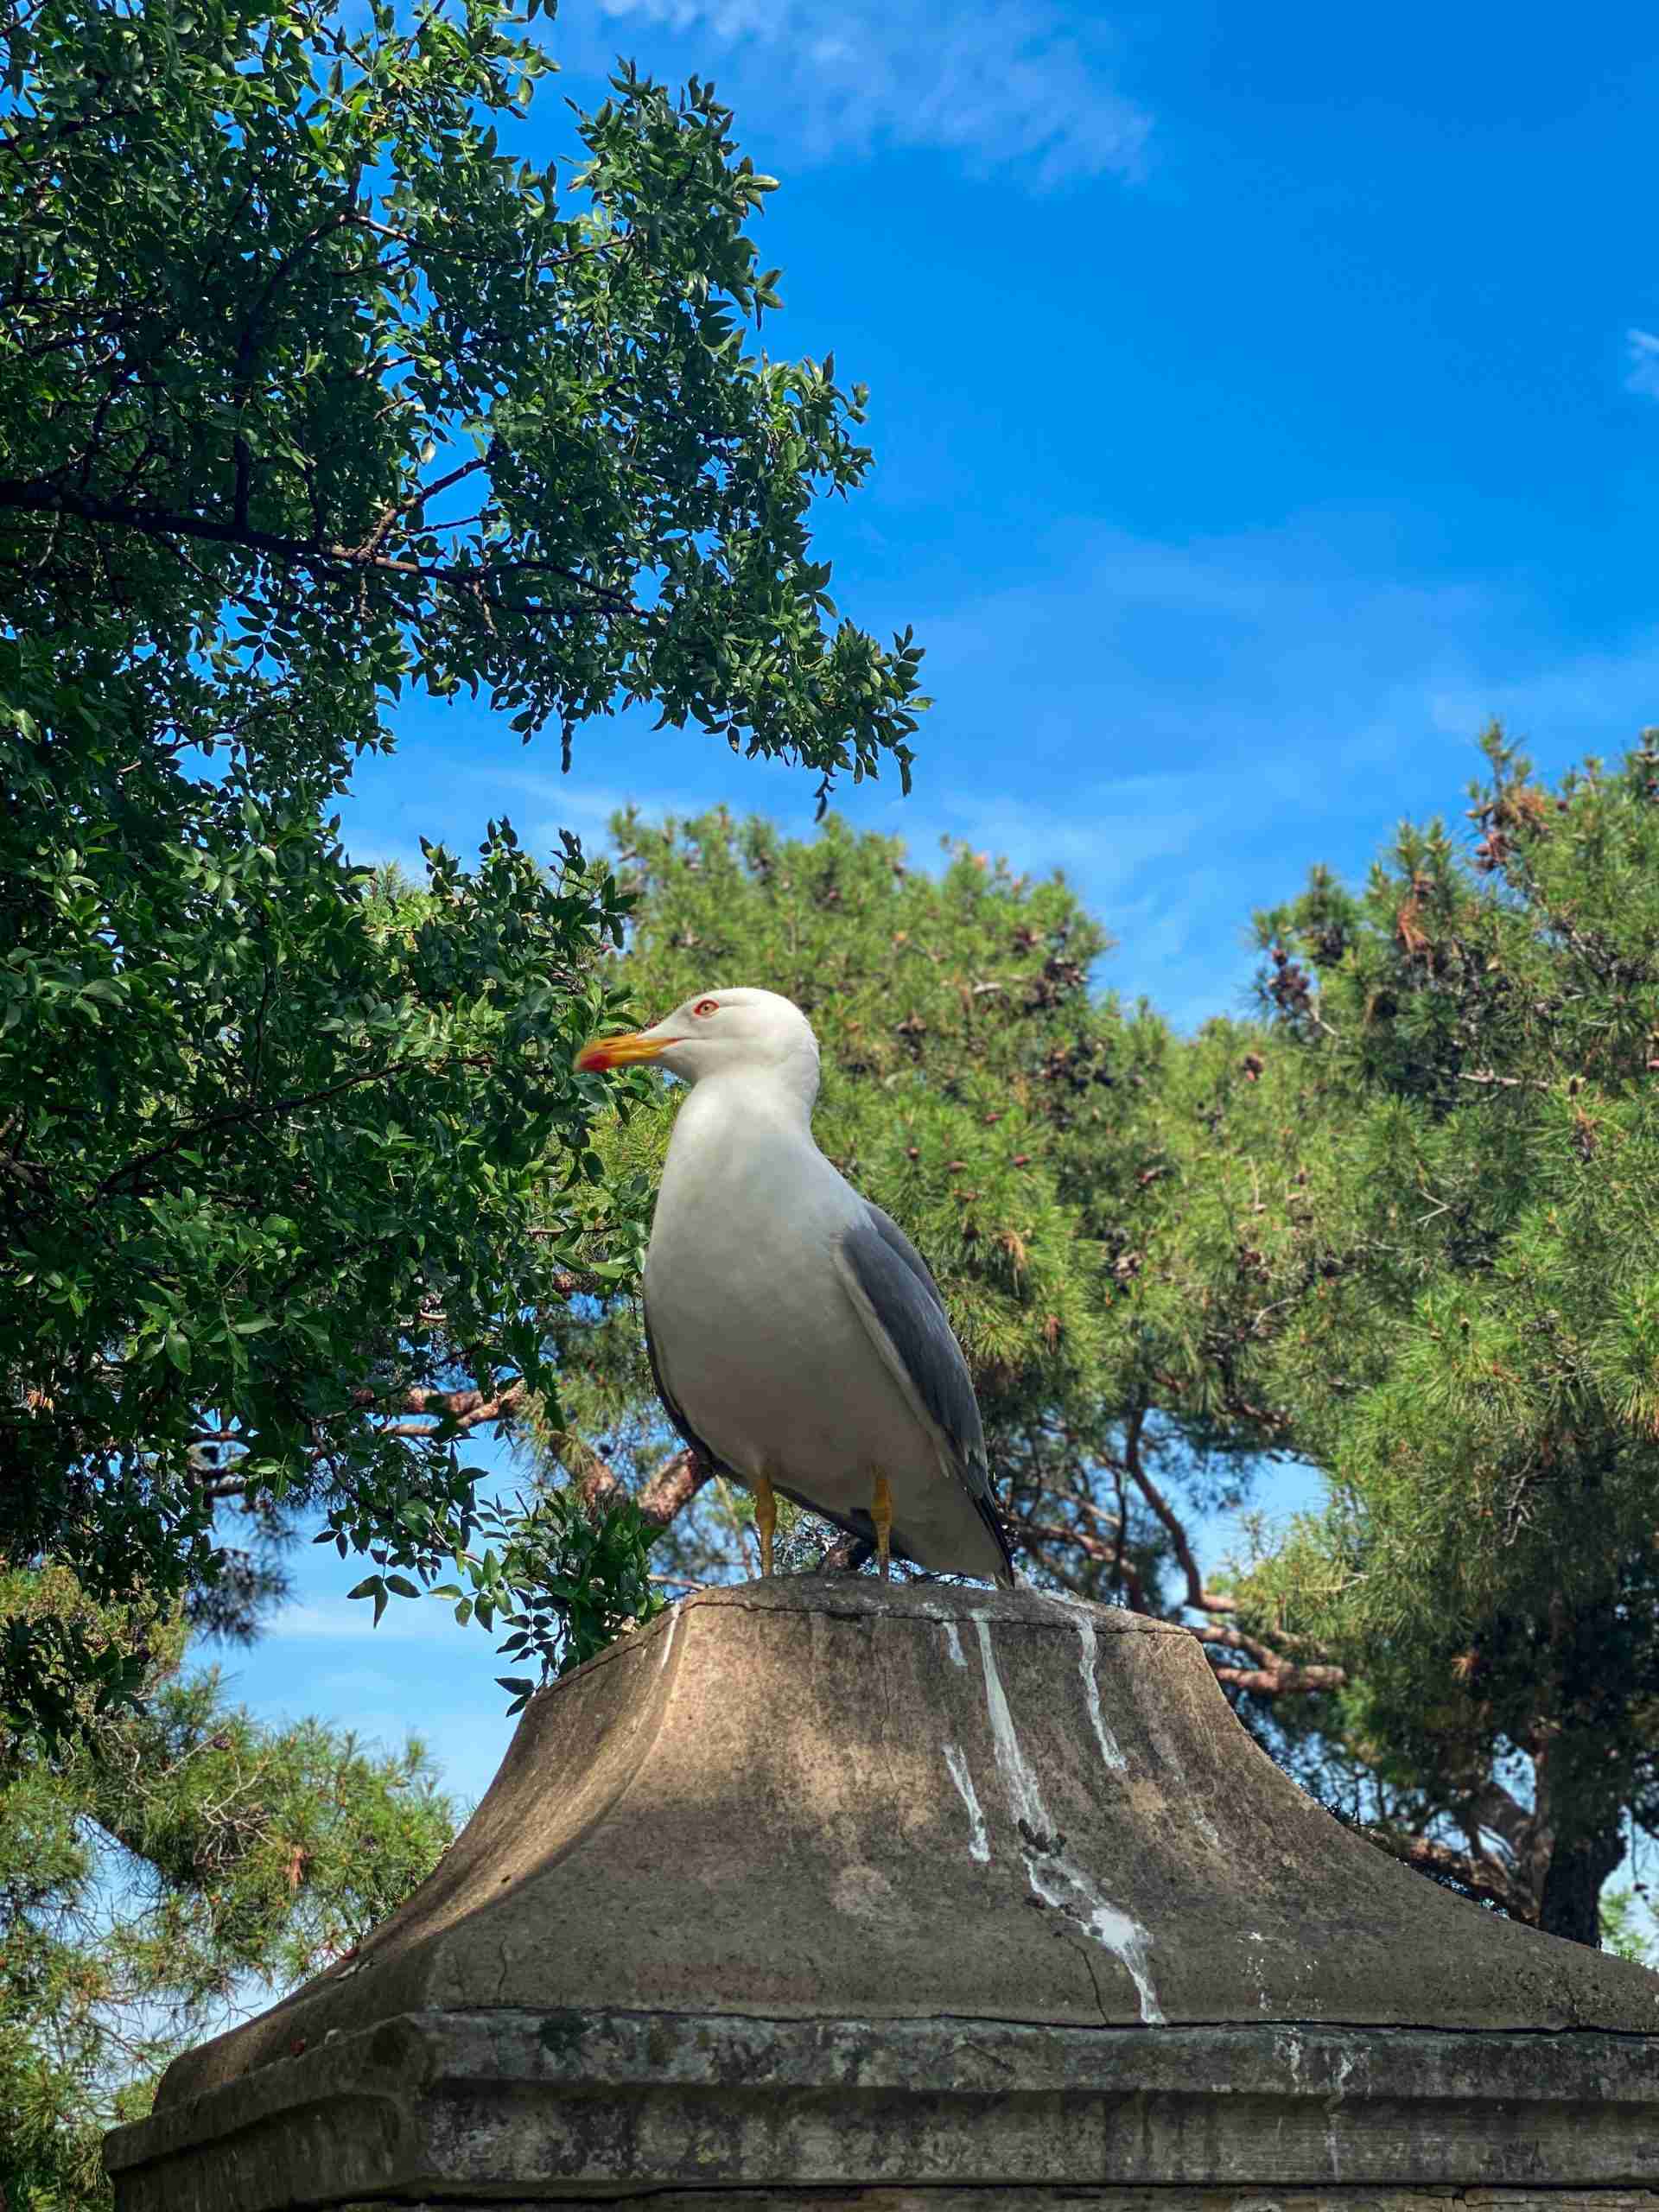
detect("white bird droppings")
[940,1617,966,1669]
[657,1606,680,1673]
[1325,2044,1358,2178]
[1245,1929,1272,2013]
[1044,1592,1128,1772]
[972,1616,1165,2026]
[941,1742,991,1862]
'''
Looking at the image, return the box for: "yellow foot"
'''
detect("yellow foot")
[753,1471,777,1580]
[872,1471,893,1583]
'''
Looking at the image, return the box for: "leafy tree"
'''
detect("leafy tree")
[0,0,923,1736]
[0,1567,455,2206]
[1218,727,1659,1946]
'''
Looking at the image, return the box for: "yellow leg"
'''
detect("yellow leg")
[752,1471,776,1580]
[871,1471,893,1583]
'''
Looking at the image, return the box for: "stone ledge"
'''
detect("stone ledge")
[103,2008,1659,2211]
[337,2196,1659,2212]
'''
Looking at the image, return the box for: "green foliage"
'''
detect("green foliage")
[0,0,923,1737]
[482,1487,666,1696]
[1599,1887,1656,1966]
[0,1568,455,2207]
[3,765,636,1741]
[1224,726,1659,1941]
[541,785,1659,1950]
[0,0,923,779]
[356,1483,666,1702]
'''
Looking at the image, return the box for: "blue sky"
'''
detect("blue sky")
[229,0,1659,1821]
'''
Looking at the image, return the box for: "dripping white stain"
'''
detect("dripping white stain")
[1043,1592,1128,1772]
[657,1606,680,1673]
[1325,2044,1359,2180]
[941,1742,991,1862]
[971,1615,1165,2026]
[1245,1928,1272,2013]
[939,1617,966,1669]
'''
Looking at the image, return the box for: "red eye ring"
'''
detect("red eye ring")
[692,997,720,1017]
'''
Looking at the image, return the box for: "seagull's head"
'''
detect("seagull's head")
[576,986,821,1093]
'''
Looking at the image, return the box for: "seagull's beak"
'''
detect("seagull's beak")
[575,1027,675,1073]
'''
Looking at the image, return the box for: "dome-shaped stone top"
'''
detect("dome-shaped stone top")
[105,1578,1659,2211]
[167,1574,1659,2097]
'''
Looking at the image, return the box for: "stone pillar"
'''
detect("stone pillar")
[105,1580,1659,2207]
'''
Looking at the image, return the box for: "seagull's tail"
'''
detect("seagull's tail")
[978,1489,1019,1589]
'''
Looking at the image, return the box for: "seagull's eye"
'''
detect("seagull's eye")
[691,997,720,1018]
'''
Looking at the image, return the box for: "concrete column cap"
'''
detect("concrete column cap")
[105,1576,1659,2205]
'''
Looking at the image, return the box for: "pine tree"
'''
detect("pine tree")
[1224,726,1659,1946]
[539,789,1659,1952]
[0,1567,456,2206]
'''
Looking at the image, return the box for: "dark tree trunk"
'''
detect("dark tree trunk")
[1537,1824,1624,1948]
[1529,1586,1635,1948]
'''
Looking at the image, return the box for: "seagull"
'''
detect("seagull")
[575,987,1015,1587]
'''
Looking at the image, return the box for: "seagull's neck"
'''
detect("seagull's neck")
[671,1061,819,1157]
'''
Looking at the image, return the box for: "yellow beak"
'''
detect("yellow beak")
[575,1028,673,1073]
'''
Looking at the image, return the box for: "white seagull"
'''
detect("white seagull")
[576,987,1015,1586]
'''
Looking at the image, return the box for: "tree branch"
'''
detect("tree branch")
[359,448,493,559]
[1357,1827,1529,1919]
[0,479,633,613]
[1465,1777,1535,1860]
[1205,1645,1348,1695]
[368,1380,527,1440]
[568,1437,712,1529]
[1120,1408,1238,1616]
[1007,1513,1154,1614]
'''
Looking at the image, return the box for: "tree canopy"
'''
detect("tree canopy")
[0,0,923,1737]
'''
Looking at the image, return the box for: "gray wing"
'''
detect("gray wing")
[839,1203,1015,1583]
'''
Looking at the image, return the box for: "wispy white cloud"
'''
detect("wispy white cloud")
[935,779,1207,887]
[341,513,1659,1034]
[891,519,1659,1024]
[576,0,1150,188]
[1625,328,1659,400]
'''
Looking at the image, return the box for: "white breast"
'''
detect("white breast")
[644,1078,937,1523]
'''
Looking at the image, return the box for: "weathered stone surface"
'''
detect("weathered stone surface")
[339,2199,1659,2212]
[105,2010,1659,2210]
[104,1578,1659,2206]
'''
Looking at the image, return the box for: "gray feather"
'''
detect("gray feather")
[860,1200,950,1315]
[841,1206,1014,1581]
